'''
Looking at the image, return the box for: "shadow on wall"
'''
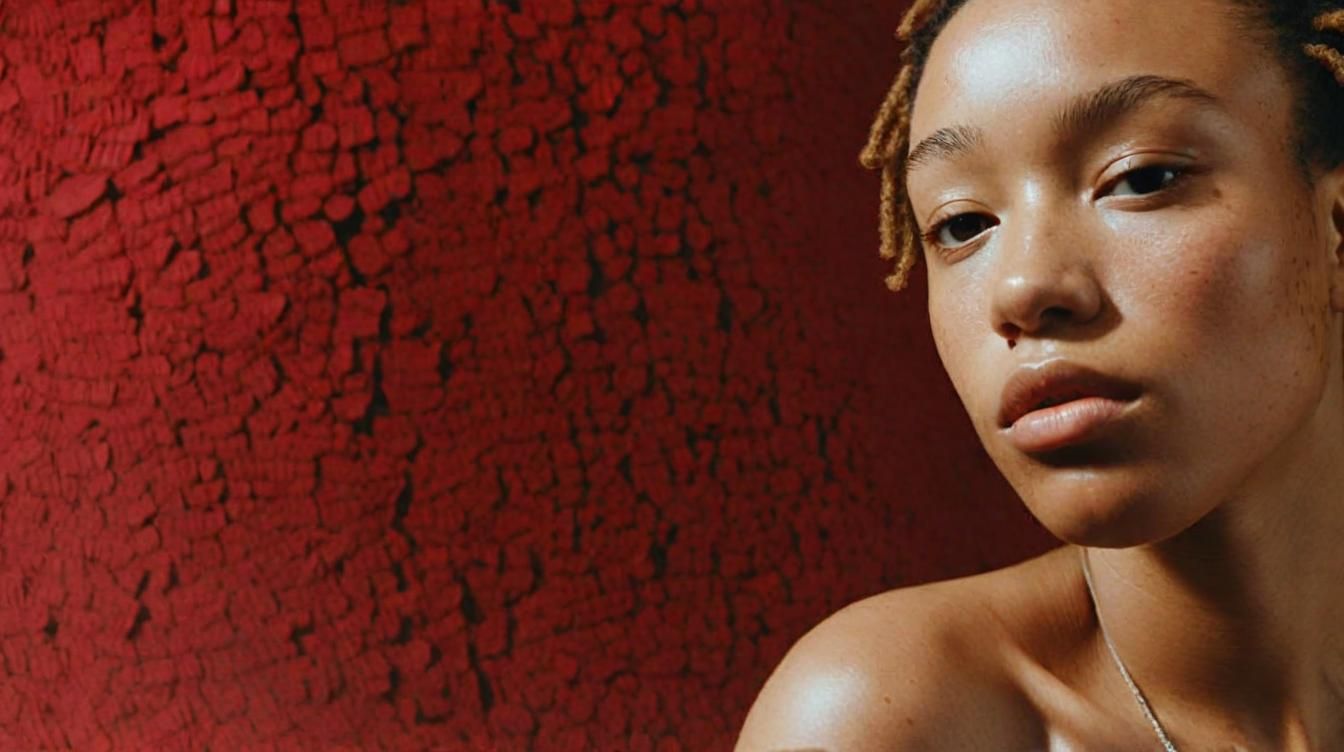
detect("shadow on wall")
[0,0,1045,749]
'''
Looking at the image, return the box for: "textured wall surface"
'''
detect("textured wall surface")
[0,0,1054,749]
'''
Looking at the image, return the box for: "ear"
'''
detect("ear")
[1325,165,1344,312]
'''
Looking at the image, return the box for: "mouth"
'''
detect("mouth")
[997,361,1142,452]
[1026,390,1130,414]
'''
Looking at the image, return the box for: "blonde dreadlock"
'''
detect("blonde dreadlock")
[857,0,950,292]
[859,1,1344,293]
[1307,9,1344,84]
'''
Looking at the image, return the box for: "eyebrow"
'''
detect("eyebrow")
[904,74,1223,174]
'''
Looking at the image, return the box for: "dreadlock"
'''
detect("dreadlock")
[859,0,1344,293]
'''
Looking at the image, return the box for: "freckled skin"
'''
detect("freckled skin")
[738,0,1344,749]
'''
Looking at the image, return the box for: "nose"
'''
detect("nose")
[990,214,1103,346]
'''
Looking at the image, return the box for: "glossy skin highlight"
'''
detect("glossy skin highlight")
[737,0,1344,749]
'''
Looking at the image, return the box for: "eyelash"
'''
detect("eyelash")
[919,164,1193,254]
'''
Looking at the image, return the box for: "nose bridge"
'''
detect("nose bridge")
[990,194,1099,341]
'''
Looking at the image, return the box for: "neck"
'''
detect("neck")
[1084,392,1344,750]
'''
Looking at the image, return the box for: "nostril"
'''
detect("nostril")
[1041,305,1073,322]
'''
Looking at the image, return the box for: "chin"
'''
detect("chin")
[1008,461,1196,549]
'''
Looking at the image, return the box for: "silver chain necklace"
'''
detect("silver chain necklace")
[1079,546,1181,751]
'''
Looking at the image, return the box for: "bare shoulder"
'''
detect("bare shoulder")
[733,556,1063,752]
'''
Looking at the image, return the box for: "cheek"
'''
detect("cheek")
[1122,203,1331,429]
[927,280,985,409]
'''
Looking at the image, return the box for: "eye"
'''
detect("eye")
[922,213,997,251]
[1107,164,1187,197]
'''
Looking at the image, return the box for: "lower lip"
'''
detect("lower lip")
[1005,396,1134,453]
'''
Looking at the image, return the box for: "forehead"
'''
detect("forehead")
[908,0,1289,147]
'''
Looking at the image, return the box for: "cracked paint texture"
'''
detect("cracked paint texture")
[0,0,1052,749]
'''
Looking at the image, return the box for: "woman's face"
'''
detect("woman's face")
[906,0,1344,544]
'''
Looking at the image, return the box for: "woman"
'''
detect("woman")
[736,0,1344,749]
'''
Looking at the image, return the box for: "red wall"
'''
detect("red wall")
[0,0,1053,748]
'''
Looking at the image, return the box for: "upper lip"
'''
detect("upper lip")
[997,360,1142,429]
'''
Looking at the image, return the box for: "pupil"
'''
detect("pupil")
[949,215,982,242]
[1129,167,1171,194]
